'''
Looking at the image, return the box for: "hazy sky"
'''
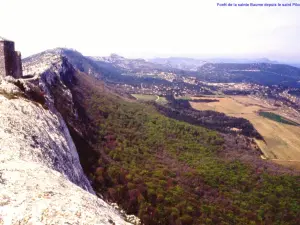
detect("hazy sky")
[0,0,299,62]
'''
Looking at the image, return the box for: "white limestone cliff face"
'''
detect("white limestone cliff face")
[0,77,93,193]
[22,49,63,76]
[0,78,137,224]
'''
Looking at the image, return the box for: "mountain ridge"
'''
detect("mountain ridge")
[23,48,300,89]
[20,48,300,224]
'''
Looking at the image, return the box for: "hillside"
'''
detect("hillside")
[21,50,300,224]
[22,48,121,80]
[71,66,300,225]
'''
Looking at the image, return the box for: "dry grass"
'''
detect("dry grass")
[190,96,300,169]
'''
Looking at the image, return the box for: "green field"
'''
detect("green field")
[175,96,192,100]
[132,94,168,105]
[156,96,168,104]
[259,111,300,126]
[132,94,157,101]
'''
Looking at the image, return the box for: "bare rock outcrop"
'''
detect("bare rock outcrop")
[0,78,136,224]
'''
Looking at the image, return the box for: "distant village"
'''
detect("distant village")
[112,71,300,115]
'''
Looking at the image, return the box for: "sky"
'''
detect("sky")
[0,0,300,62]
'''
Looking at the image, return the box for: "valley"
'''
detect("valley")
[44,48,300,171]
[131,92,300,170]
[190,95,300,169]
[2,1,300,224]
[19,48,300,225]
[63,72,299,224]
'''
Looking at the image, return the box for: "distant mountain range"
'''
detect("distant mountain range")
[204,58,279,64]
[149,57,207,71]
[23,48,300,88]
[89,54,176,74]
[290,64,300,68]
[197,63,300,87]
[149,57,279,71]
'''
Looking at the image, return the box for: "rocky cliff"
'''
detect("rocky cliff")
[0,55,139,224]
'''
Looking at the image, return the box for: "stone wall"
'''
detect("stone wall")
[3,41,16,77]
[14,51,23,78]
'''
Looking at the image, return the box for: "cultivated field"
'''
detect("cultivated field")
[156,96,168,104]
[190,96,300,169]
[132,94,168,105]
[132,94,158,101]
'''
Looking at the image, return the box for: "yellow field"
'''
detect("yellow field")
[190,96,300,169]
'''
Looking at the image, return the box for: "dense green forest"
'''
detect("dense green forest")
[67,72,300,225]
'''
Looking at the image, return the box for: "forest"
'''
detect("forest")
[54,70,300,225]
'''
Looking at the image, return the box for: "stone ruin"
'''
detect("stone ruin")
[0,36,23,78]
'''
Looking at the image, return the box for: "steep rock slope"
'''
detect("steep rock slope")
[0,79,136,223]
[24,53,101,174]
[0,78,92,193]
[23,48,121,81]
